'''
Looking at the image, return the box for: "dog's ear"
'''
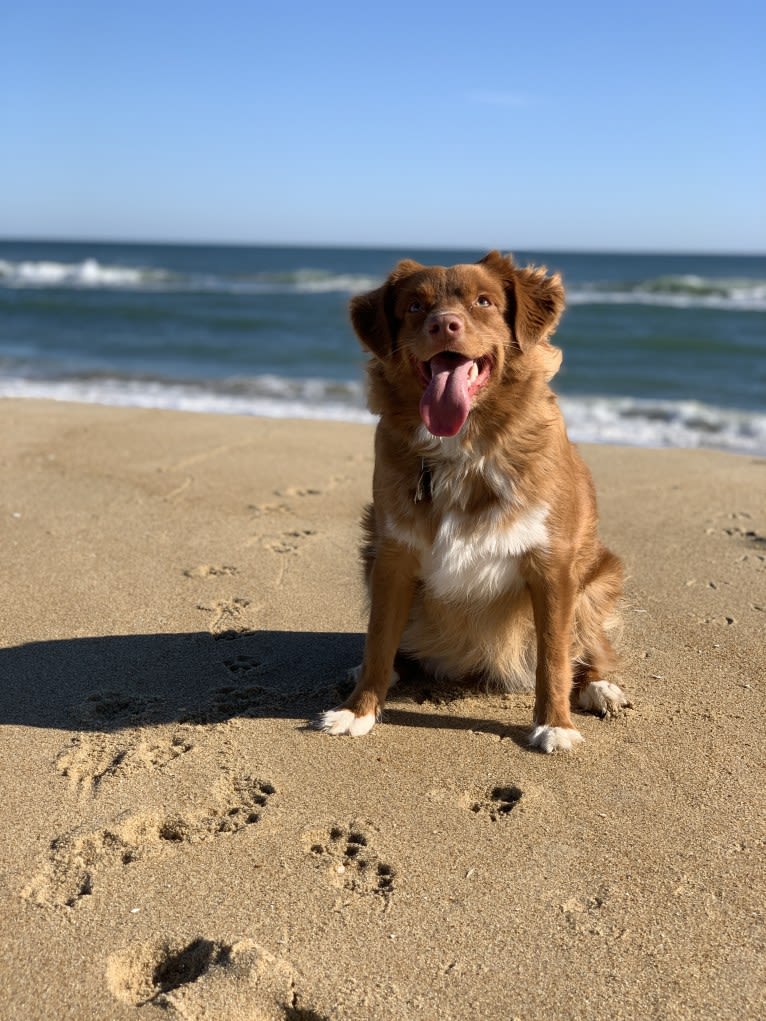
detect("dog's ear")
[350,259,423,359]
[478,250,565,352]
[512,265,565,350]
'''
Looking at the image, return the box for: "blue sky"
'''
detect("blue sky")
[1,1,764,252]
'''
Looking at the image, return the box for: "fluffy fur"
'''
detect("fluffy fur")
[317,251,629,752]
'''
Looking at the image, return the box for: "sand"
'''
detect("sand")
[0,398,764,1020]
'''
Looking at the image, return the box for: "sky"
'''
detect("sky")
[1,1,764,253]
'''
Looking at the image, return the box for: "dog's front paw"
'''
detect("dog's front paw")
[316,708,377,737]
[578,680,632,717]
[529,724,584,753]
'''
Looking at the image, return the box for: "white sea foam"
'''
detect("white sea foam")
[1,376,764,455]
[0,375,376,423]
[250,270,379,294]
[0,258,172,289]
[560,396,766,454]
[568,275,766,311]
[0,258,377,295]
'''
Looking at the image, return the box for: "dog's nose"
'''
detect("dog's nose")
[426,313,463,344]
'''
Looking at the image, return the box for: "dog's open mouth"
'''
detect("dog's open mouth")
[417,352,492,437]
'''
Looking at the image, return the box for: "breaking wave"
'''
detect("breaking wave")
[0,258,377,296]
[568,274,766,311]
[1,373,764,455]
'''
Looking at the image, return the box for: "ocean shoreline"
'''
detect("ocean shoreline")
[2,386,765,457]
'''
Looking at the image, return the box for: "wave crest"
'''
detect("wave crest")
[0,257,173,289]
[569,274,766,310]
[0,258,377,295]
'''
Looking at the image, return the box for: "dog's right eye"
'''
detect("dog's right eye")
[408,300,424,313]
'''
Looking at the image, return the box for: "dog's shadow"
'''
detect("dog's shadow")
[0,630,530,749]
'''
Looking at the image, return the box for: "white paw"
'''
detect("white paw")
[316,708,377,737]
[578,680,632,717]
[529,725,584,753]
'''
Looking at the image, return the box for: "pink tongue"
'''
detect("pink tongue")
[419,353,475,437]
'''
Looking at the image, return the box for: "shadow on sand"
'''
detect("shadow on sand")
[0,629,531,749]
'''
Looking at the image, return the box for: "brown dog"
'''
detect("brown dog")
[319,251,629,752]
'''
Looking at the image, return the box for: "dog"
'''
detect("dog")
[318,251,629,752]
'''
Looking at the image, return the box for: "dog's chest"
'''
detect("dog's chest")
[427,504,548,600]
[388,501,549,603]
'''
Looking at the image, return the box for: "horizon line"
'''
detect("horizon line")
[1,235,764,259]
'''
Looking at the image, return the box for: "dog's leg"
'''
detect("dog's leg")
[318,542,418,737]
[527,564,585,753]
[573,547,631,718]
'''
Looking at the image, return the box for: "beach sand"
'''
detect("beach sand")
[0,398,764,1020]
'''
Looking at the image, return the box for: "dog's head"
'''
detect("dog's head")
[350,251,565,438]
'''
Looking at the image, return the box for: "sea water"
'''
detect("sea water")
[1,240,764,454]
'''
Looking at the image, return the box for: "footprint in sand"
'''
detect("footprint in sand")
[197,597,256,640]
[223,654,262,678]
[724,526,766,545]
[183,564,239,578]
[74,691,162,725]
[22,776,275,908]
[57,691,195,792]
[305,824,395,900]
[183,683,269,725]
[273,486,322,498]
[275,471,357,500]
[264,530,317,555]
[205,657,267,716]
[57,728,195,791]
[271,475,353,500]
[186,655,330,723]
[559,889,615,937]
[467,784,524,821]
[106,936,321,1019]
[709,514,766,563]
[248,500,294,519]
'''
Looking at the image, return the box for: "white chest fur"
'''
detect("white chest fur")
[386,503,550,603]
[424,504,549,601]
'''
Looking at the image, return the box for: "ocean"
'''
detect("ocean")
[1,240,764,454]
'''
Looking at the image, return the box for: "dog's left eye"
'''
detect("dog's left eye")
[475,295,492,307]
